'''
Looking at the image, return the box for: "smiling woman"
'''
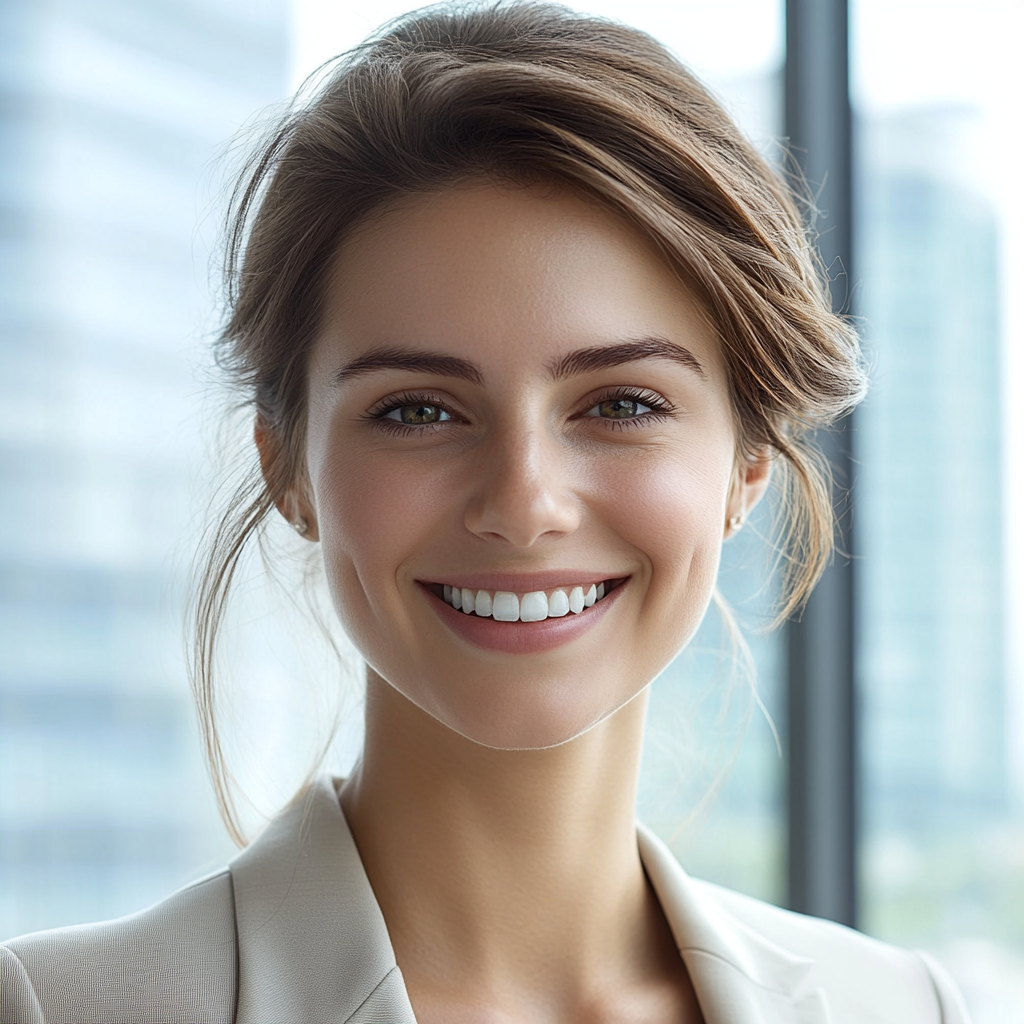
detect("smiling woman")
[0,4,972,1024]
[298,184,754,748]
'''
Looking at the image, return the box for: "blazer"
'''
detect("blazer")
[1,775,970,1024]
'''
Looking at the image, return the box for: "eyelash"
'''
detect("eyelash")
[364,391,457,436]
[364,387,675,436]
[581,387,675,430]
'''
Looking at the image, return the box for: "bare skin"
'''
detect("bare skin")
[340,680,703,1024]
[263,181,769,1022]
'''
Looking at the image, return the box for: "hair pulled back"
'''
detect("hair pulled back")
[193,1,866,842]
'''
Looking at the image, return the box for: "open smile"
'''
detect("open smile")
[428,578,624,620]
[418,576,629,654]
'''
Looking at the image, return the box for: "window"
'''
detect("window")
[853,0,1024,1013]
[0,0,287,933]
[1,4,1018,1020]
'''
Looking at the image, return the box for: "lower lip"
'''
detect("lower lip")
[421,582,625,654]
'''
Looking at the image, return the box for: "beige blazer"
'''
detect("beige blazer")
[1,776,970,1023]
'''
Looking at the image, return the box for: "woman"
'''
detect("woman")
[0,4,970,1022]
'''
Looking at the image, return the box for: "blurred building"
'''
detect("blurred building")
[0,0,287,936]
[856,107,1010,946]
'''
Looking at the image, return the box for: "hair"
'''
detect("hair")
[190,1,867,843]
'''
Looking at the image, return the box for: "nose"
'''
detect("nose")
[463,423,581,547]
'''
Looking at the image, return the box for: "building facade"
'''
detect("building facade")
[0,0,287,936]
[856,106,1010,949]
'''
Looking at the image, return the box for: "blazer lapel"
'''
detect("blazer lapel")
[638,824,831,1024]
[228,777,829,1024]
[230,776,417,1024]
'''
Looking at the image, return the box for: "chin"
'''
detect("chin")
[415,673,647,751]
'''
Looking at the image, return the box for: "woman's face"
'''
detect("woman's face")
[298,181,767,749]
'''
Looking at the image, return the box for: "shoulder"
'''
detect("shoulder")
[0,869,236,1024]
[692,878,971,1023]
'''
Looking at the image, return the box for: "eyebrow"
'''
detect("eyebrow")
[332,336,705,387]
[333,347,484,387]
[548,337,705,380]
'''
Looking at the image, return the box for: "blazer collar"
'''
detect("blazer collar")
[230,776,828,1024]
[230,775,416,1024]
[638,824,831,1023]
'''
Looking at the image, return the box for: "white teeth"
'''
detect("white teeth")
[520,591,548,622]
[492,591,520,622]
[441,581,614,619]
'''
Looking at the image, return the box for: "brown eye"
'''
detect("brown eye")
[386,403,450,425]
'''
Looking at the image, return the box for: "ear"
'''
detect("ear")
[725,449,772,539]
[254,414,320,542]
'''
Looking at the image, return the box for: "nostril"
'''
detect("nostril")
[462,469,581,547]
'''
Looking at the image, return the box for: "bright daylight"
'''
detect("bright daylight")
[0,1,1021,1021]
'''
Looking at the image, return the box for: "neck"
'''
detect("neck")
[339,670,666,1013]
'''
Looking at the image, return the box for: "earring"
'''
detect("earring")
[293,517,309,536]
[728,514,744,533]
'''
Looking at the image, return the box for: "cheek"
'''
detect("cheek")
[593,441,732,622]
[312,441,454,608]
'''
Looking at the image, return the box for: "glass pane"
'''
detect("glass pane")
[853,1,1024,1018]
[0,1,288,936]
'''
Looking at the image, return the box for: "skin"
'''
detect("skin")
[259,181,770,1023]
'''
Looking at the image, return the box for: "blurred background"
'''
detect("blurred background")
[0,0,1020,1019]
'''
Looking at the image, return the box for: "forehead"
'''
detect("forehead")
[315,181,724,379]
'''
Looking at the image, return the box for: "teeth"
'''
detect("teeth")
[520,591,548,621]
[548,589,570,617]
[492,591,520,622]
[440,581,615,620]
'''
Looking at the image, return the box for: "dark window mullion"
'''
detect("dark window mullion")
[783,0,858,929]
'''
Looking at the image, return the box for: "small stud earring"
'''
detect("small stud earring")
[293,517,309,536]
[728,514,744,533]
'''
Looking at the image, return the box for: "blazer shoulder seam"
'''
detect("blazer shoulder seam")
[910,948,955,1023]
[0,941,45,1017]
[342,964,402,1023]
[227,868,241,1024]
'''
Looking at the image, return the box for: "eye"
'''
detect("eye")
[576,388,673,429]
[384,402,451,425]
[585,397,653,419]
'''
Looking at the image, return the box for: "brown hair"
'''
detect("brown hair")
[191,1,866,843]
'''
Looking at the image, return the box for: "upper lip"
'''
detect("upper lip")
[418,570,629,592]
